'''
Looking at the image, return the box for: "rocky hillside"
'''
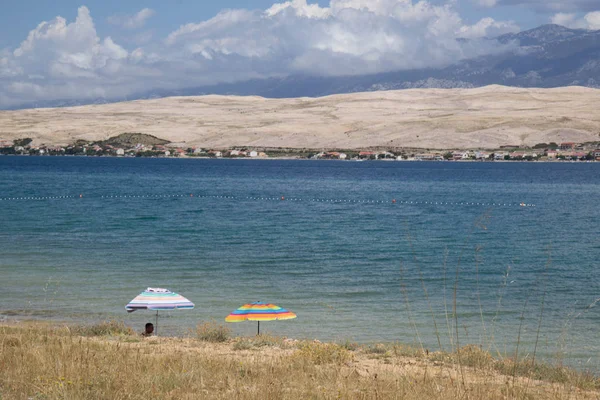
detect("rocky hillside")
[1,86,599,150]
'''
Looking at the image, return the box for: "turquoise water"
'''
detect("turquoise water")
[1,157,599,369]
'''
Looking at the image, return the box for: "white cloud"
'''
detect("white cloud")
[551,10,600,30]
[166,0,516,75]
[16,7,128,72]
[266,0,331,18]
[584,11,600,29]
[0,2,519,108]
[3,6,137,105]
[108,8,155,29]
[551,13,581,28]
[458,17,519,38]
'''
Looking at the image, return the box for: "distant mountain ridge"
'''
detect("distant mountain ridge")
[7,24,600,110]
[496,24,595,46]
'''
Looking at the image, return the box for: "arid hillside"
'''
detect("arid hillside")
[1,85,599,150]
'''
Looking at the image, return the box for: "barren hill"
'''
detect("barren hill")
[1,86,599,150]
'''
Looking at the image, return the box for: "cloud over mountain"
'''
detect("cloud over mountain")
[0,1,520,108]
[551,11,600,30]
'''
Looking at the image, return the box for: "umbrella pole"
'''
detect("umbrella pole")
[257,321,260,336]
[155,310,159,336]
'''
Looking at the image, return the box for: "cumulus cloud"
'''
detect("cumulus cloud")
[108,8,155,29]
[1,6,139,106]
[0,1,519,108]
[551,11,600,30]
[551,13,580,27]
[586,11,600,29]
[458,17,519,38]
[166,0,516,76]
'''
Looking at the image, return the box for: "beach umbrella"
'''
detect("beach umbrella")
[225,301,296,335]
[125,287,194,335]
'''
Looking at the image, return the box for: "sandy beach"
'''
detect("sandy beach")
[1,86,600,150]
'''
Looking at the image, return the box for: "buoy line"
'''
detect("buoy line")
[0,193,536,208]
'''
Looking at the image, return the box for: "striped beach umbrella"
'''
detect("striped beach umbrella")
[225,301,296,335]
[125,287,194,335]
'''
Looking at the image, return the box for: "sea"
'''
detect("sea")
[1,157,599,370]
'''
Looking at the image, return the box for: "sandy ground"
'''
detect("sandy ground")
[1,85,599,150]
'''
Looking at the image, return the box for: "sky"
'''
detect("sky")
[0,0,599,108]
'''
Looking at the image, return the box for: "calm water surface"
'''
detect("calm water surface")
[1,157,598,369]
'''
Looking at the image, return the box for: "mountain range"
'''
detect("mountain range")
[8,24,600,110]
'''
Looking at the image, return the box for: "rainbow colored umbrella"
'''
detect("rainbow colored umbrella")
[225,301,296,335]
[125,287,194,335]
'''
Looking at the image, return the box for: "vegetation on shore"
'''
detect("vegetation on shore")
[2,134,600,161]
[1,321,598,399]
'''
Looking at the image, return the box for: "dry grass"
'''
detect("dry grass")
[70,320,135,337]
[232,334,291,351]
[1,322,599,400]
[293,342,353,365]
[195,321,231,343]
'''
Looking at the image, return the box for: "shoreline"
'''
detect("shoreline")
[1,153,599,163]
[2,321,599,399]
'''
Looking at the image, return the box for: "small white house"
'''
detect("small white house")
[379,151,395,159]
[462,151,474,160]
[249,151,258,157]
[116,148,125,156]
[339,153,347,160]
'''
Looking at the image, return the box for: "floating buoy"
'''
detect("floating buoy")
[392,199,396,204]
[79,194,83,198]
[190,194,194,197]
[281,196,285,201]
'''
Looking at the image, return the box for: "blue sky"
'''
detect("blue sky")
[0,0,598,108]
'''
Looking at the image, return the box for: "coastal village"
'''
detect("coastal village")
[1,136,600,161]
